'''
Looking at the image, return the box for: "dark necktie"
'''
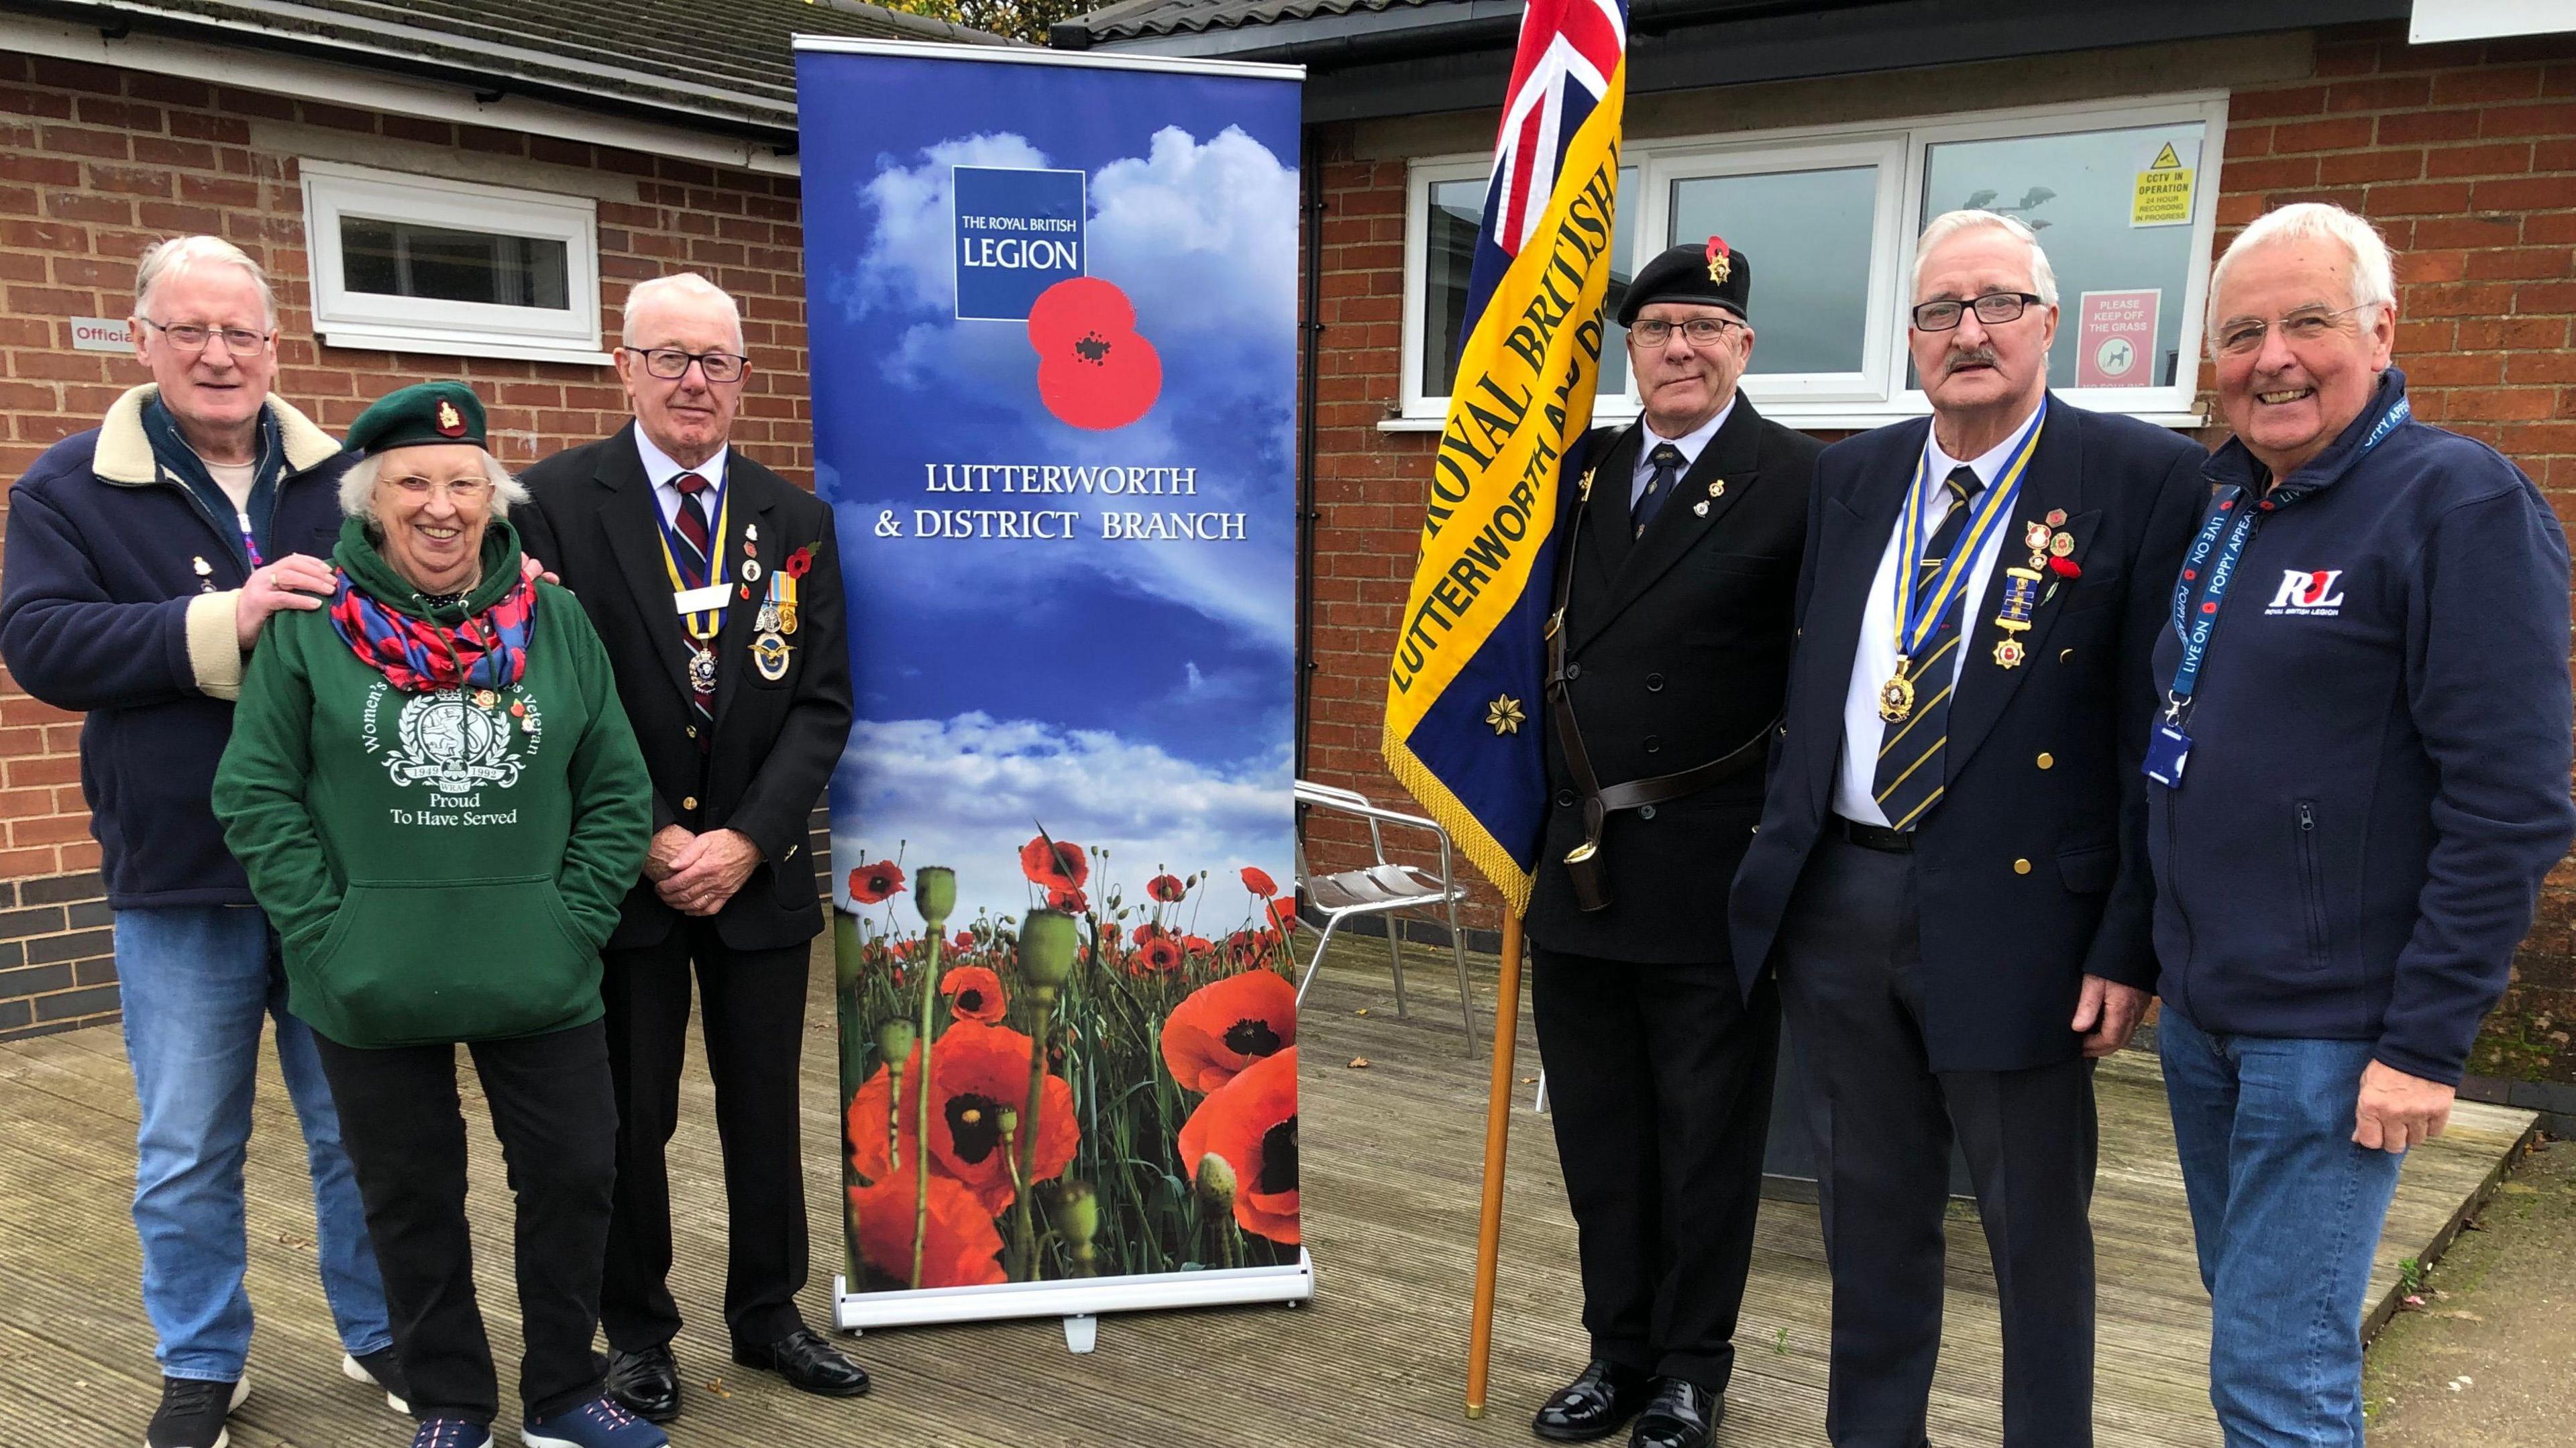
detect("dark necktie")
[1634,442,1683,539]
[672,471,712,577]
[672,472,718,742]
[1872,464,1984,831]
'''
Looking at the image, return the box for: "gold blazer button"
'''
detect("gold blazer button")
[2036,753,2054,769]
[2013,858,2033,875]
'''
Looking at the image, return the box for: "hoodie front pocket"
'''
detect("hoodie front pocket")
[2294,799,2330,970]
[299,875,599,1044]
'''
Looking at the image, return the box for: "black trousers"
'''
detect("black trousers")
[598,917,811,1353]
[1772,833,2098,1448]
[313,1020,616,1426]
[1531,947,1780,1393]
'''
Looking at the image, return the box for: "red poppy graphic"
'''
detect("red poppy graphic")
[1240,866,1278,898]
[1161,969,1297,1094]
[783,545,813,579]
[1020,835,1089,893]
[1183,934,1216,958]
[1267,896,1299,938]
[1226,927,1283,968]
[1130,921,1183,977]
[890,938,919,961]
[845,1046,924,1186]
[941,964,1007,1025]
[1179,1046,1299,1245]
[932,1021,1079,1215]
[1048,885,1089,915]
[1028,276,1161,431]
[849,860,906,905]
[952,930,977,952]
[1147,873,1187,903]
[847,1172,1004,1290]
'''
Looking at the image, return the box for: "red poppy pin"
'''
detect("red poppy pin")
[1705,235,1731,284]
[783,545,813,579]
[2049,555,2082,579]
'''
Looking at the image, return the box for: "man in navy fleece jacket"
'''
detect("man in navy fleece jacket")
[2147,202,2574,1447]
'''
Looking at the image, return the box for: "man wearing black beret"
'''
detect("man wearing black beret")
[1525,237,1823,1448]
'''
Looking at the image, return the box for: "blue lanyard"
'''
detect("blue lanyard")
[2164,392,2412,720]
[1892,400,2046,663]
[652,464,728,592]
[233,508,264,570]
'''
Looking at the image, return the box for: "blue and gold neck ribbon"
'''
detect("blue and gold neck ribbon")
[654,468,731,638]
[1890,400,2047,669]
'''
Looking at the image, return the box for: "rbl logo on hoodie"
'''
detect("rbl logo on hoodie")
[2265,568,2346,616]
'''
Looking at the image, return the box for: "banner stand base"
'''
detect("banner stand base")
[832,1254,1314,1333]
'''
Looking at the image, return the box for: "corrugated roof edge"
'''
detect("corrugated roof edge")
[1075,0,1430,41]
[812,0,1026,46]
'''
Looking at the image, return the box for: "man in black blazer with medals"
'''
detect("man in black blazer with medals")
[1527,240,1822,1448]
[515,273,865,1421]
[1729,212,2204,1447]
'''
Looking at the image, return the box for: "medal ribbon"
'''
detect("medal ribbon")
[1892,400,2046,665]
[655,465,730,639]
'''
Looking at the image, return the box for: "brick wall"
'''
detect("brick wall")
[0,51,816,1037]
[1300,19,2576,1087]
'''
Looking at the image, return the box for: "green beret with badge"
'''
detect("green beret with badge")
[345,380,487,455]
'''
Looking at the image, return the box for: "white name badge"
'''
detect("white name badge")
[673,583,729,614]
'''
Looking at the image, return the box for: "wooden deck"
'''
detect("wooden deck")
[0,939,2535,1447]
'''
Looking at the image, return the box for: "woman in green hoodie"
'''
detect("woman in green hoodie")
[212,382,665,1448]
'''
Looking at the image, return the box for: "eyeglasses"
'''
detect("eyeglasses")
[138,318,271,353]
[384,476,493,502]
[2211,302,2379,357]
[1628,317,1746,347]
[623,345,749,383]
[1911,292,2044,332]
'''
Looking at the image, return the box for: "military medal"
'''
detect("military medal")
[1884,404,2049,721]
[755,599,782,634]
[656,462,730,695]
[751,630,790,682]
[1992,567,2041,668]
[688,643,719,692]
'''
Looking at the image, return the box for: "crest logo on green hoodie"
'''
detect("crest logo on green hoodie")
[378,688,541,794]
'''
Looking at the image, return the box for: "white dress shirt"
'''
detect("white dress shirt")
[1832,401,2043,826]
[1628,396,1735,508]
[633,427,730,541]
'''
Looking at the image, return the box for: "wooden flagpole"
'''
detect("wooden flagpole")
[1462,909,1525,1418]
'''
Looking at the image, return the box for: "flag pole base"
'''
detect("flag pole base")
[1463,911,1525,1417]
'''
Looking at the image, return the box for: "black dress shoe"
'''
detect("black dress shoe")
[733,1327,871,1398]
[1532,1359,1652,1442]
[604,1343,681,1424]
[1628,1378,1721,1448]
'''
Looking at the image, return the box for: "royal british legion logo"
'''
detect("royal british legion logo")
[953,166,1086,322]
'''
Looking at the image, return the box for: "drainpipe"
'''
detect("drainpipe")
[1295,127,1325,784]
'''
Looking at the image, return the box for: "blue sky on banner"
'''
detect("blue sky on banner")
[799,55,1299,929]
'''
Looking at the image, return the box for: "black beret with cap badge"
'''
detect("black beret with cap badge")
[1617,235,1752,327]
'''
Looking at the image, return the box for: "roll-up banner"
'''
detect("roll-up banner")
[794,38,1309,1331]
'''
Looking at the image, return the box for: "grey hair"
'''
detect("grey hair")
[136,235,276,327]
[339,449,527,522]
[1913,209,2061,309]
[2206,201,2398,346]
[621,272,745,351]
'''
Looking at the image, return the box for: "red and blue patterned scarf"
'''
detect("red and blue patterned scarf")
[327,571,537,693]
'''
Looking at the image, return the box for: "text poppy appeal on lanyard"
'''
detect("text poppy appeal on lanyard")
[655,464,731,638]
[1887,400,2047,691]
[2144,393,2412,789]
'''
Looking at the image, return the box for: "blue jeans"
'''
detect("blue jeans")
[115,905,392,1380]
[2158,1009,2406,1447]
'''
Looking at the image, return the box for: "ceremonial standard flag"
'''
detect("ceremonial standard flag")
[1381,0,1627,912]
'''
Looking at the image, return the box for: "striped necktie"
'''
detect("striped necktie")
[672,471,716,743]
[1872,464,1984,831]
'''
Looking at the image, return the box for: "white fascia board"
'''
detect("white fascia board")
[0,14,800,177]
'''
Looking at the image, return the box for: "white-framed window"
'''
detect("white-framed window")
[1395,92,2229,431]
[300,159,608,366]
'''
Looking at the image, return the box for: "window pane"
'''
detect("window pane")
[1919,122,2206,390]
[340,216,571,311]
[1419,168,1637,400]
[1668,166,1877,376]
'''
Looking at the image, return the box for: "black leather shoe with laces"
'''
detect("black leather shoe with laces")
[1627,1378,1721,1448]
[731,1327,871,1398]
[604,1343,681,1423]
[1531,1359,1651,1443]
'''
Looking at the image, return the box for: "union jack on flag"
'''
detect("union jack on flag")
[1382,0,1627,913]
[1460,0,1629,337]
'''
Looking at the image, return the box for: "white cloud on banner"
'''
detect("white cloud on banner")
[828,713,1295,931]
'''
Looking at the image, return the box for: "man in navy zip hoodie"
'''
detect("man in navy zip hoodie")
[2147,203,2575,1446]
[0,237,405,1448]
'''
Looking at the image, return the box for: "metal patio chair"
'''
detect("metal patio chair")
[1293,779,1479,1054]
